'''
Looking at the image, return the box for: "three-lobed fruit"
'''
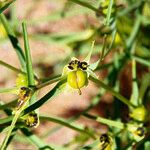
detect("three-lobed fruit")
[67,69,88,89]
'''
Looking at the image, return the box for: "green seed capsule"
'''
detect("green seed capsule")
[130,106,149,122]
[67,69,88,89]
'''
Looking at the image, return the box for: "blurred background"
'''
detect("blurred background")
[0,0,150,149]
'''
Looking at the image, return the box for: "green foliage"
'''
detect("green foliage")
[0,0,150,149]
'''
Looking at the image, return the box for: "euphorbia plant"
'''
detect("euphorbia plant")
[0,0,150,150]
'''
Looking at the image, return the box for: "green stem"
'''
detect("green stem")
[117,0,143,17]
[36,75,65,90]
[84,113,124,129]
[139,73,150,105]
[100,34,107,62]
[0,100,29,150]
[0,60,26,74]
[126,15,141,48]
[22,77,67,115]
[0,14,26,70]
[105,0,114,26]
[41,90,103,138]
[0,102,52,150]
[0,100,17,110]
[69,0,98,12]
[99,0,114,64]
[22,22,35,87]
[84,41,95,63]
[40,116,95,139]
[84,113,142,135]
[132,55,150,67]
[89,75,135,108]
[130,59,139,106]
[21,128,53,150]
[0,116,13,125]
[103,27,117,58]
[0,87,18,94]
[0,0,15,14]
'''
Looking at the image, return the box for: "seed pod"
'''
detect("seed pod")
[67,69,88,89]
[130,106,149,122]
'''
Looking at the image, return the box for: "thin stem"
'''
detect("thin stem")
[100,34,107,62]
[69,0,98,12]
[0,99,29,150]
[84,113,124,129]
[126,15,141,48]
[103,27,117,58]
[84,41,95,63]
[0,99,17,110]
[0,14,26,70]
[139,73,150,104]
[0,60,26,74]
[0,102,52,150]
[130,59,139,106]
[83,113,141,134]
[0,87,18,94]
[89,75,135,108]
[0,116,13,125]
[99,0,114,65]
[0,0,15,14]
[22,77,67,115]
[22,22,35,87]
[117,0,143,17]
[41,90,103,138]
[105,0,114,26]
[132,55,150,67]
[40,116,95,139]
[36,75,65,90]
[21,128,53,149]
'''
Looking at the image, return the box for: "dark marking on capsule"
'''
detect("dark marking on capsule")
[79,61,88,70]
[68,65,74,70]
[100,134,109,143]
[68,60,80,70]
[136,127,145,137]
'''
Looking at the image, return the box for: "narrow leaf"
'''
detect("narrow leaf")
[0,0,15,14]
[84,41,95,63]
[22,22,35,87]
[0,14,26,70]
